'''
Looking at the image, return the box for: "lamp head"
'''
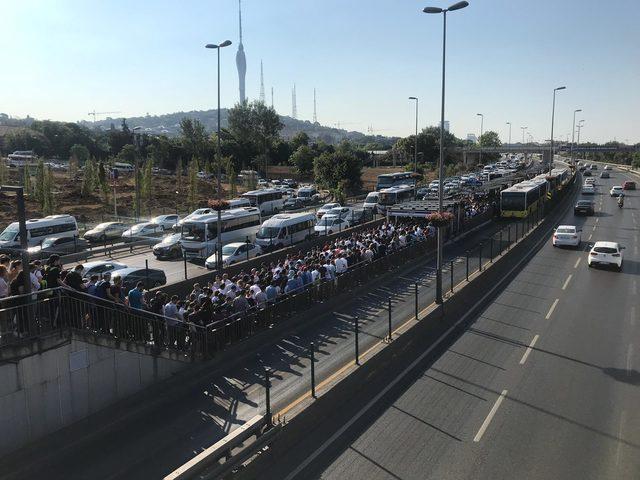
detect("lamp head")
[448,1,469,11]
[409,96,418,100]
[555,86,566,91]
[220,40,232,48]
[205,43,218,49]
[575,109,582,113]
[423,6,444,13]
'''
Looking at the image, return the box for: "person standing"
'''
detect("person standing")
[163,295,180,347]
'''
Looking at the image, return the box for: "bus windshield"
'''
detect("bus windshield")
[244,195,259,206]
[256,226,280,239]
[379,193,397,206]
[501,192,526,210]
[182,223,217,242]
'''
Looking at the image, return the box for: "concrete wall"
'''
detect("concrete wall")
[0,334,188,457]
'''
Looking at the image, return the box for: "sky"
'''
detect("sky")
[1,0,639,144]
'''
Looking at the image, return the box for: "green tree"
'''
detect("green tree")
[69,144,90,166]
[225,157,237,198]
[393,126,461,166]
[23,164,32,196]
[81,158,97,197]
[188,158,199,209]
[175,157,184,194]
[97,161,110,208]
[5,128,51,155]
[116,144,137,165]
[313,148,363,194]
[180,118,212,165]
[289,145,315,176]
[34,159,45,203]
[290,132,310,151]
[0,156,6,184]
[42,167,55,215]
[478,131,501,162]
[141,159,153,215]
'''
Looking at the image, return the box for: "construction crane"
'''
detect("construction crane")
[88,110,121,123]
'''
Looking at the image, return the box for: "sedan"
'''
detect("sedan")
[121,223,164,243]
[150,214,180,230]
[588,241,624,271]
[80,261,128,279]
[110,267,167,290]
[27,236,90,258]
[416,187,430,197]
[316,202,341,219]
[582,169,592,176]
[283,198,305,211]
[553,225,581,247]
[574,200,595,216]
[623,181,636,190]
[610,186,624,197]
[581,184,596,195]
[152,233,183,259]
[83,222,129,243]
[599,171,610,179]
[205,242,262,269]
[315,215,351,236]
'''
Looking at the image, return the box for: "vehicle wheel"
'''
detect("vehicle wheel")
[587,262,592,268]
[153,281,163,287]
[100,234,107,243]
[618,263,623,272]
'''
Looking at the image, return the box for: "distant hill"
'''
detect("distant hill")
[78,109,398,147]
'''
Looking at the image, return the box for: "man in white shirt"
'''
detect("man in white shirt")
[335,254,348,274]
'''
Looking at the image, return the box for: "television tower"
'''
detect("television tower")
[235,0,246,103]
[313,88,317,123]
[292,84,297,119]
[259,60,265,103]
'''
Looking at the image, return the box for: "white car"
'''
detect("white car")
[121,222,163,242]
[584,177,596,185]
[316,202,341,219]
[552,225,581,248]
[581,184,596,195]
[588,241,624,270]
[204,242,262,269]
[150,214,180,230]
[604,165,611,170]
[315,215,351,236]
[610,186,624,197]
[179,208,214,226]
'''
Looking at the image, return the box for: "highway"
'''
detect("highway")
[239,166,640,479]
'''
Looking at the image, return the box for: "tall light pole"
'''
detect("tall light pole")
[206,39,232,270]
[409,97,419,173]
[506,121,512,146]
[424,0,469,305]
[570,108,582,166]
[576,119,585,161]
[132,126,142,221]
[549,85,566,172]
[476,113,484,165]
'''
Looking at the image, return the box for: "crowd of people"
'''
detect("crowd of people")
[1,197,494,350]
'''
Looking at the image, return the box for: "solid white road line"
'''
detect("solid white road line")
[588,234,593,241]
[574,257,582,269]
[474,389,509,443]
[519,335,540,365]
[595,217,599,223]
[616,410,627,466]
[562,274,573,290]
[627,344,634,375]
[545,299,560,320]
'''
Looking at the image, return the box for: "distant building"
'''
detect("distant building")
[439,120,450,132]
[467,133,478,143]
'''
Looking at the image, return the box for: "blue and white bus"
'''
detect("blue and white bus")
[376,172,416,191]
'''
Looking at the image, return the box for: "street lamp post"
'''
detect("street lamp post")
[506,121,512,146]
[549,86,566,172]
[206,39,232,270]
[423,0,469,305]
[576,119,585,160]
[132,126,142,221]
[570,108,582,166]
[0,186,30,296]
[409,97,419,173]
[476,113,484,165]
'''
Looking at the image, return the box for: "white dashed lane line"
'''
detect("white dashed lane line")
[562,274,573,290]
[574,257,581,269]
[474,389,509,443]
[519,334,540,365]
[545,299,560,320]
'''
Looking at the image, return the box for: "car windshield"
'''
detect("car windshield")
[577,201,591,206]
[0,226,18,242]
[94,223,112,230]
[161,233,181,244]
[365,193,379,203]
[594,246,618,254]
[256,226,280,239]
[321,203,339,211]
[556,227,574,234]
[317,217,338,226]
[41,238,59,248]
[222,245,239,255]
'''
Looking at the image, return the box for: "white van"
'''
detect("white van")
[296,186,318,203]
[228,197,251,209]
[0,215,79,250]
[254,212,316,250]
[363,192,380,212]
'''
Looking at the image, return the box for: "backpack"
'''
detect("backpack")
[95,280,109,299]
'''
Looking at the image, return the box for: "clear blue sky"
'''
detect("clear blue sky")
[2,0,638,143]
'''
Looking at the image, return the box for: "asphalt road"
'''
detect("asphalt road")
[0,200,511,480]
[251,167,640,480]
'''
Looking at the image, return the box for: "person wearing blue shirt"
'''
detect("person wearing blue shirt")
[127,282,145,310]
[265,282,278,303]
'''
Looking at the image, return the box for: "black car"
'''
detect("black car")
[582,169,592,176]
[283,198,305,211]
[110,267,167,291]
[574,200,595,215]
[152,233,183,259]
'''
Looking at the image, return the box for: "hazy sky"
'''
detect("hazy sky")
[2,0,639,143]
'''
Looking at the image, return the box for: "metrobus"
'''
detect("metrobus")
[242,188,285,216]
[180,207,262,259]
[377,184,416,214]
[500,181,547,218]
[376,172,416,191]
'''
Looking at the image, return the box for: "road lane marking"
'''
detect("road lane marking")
[474,389,509,442]
[616,411,627,466]
[574,257,582,269]
[632,280,638,296]
[592,225,597,231]
[545,299,560,320]
[588,234,593,241]
[595,218,599,223]
[631,307,636,326]
[519,335,539,365]
[562,274,573,290]
[627,344,634,375]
